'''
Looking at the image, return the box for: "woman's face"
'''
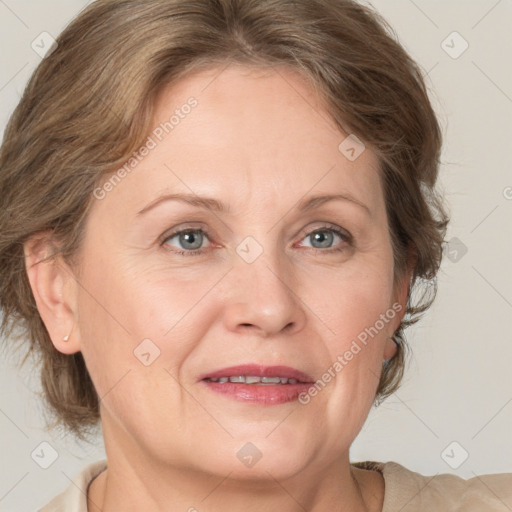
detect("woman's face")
[72,64,406,479]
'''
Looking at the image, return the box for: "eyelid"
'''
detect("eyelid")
[294,222,352,245]
[160,221,352,255]
[158,222,211,245]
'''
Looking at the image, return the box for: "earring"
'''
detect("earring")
[63,324,74,342]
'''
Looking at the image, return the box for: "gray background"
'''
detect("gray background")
[1,1,511,510]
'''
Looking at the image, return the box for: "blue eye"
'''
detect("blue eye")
[307,230,337,248]
[161,225,351,256]
[299,227,351,252]
[162,229,210,255]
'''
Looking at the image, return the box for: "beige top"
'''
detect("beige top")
[39,459,512,511]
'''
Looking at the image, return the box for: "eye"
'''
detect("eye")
[298,225,351,253]
[160,224,351,257]
[161,228,211,256]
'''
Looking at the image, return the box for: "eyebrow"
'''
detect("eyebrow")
[136,192,370,216]
[137,193,229,216]
[298,193,371,216]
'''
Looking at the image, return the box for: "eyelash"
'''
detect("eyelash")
[160,224,352,257]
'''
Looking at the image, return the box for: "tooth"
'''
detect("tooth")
[211,376,299,385]
[261,377,281,384]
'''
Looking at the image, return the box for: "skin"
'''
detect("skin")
[25,63,410,512]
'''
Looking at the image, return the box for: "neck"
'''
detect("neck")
[88,423,383,512]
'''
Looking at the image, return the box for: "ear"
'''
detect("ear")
[383,244,416,360]
[24,232,81,354]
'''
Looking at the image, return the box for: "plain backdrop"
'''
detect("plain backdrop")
[0,1,511,510]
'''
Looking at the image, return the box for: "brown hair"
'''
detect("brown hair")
[0,0,449,438]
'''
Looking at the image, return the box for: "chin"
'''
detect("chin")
[197,433,314,482]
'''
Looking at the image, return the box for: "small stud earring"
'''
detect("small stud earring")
[63,334,70,342]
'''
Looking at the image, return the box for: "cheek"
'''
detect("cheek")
[302,248,395,408]
[74,265,199,445]
[75,250,227,396]
[307,251,395,350]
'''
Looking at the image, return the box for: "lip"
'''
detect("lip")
[199,364,314,383]
[199,364,315,405]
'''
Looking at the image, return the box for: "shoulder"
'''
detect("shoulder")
[38,459,107,512]
[353,460,512,512]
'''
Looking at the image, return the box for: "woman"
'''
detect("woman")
[0,0,510,511]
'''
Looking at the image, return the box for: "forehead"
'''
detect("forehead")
[96,63,384,220]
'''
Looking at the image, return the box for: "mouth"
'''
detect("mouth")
[199,365,314,405]
[204,376,303,385]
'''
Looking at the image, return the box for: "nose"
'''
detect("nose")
[222,249,307,338]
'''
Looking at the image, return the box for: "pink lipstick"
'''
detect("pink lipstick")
[200,364,314,405]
